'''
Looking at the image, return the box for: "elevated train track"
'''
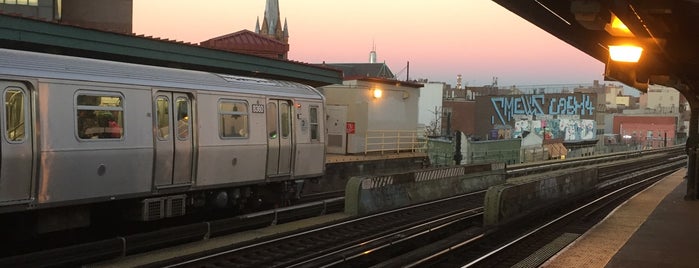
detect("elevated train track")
[0,147,677,267]
[150,147,683,268]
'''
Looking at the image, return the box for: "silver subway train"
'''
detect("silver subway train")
[0,48,325,233]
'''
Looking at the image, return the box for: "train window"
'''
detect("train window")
[280,102,290,139]
[310,106,319,141]
[219,100,248,138]
[76,93,124,140]
[176,97,190,140]
[4,88,25,142]
[267,102,278,139]
[155,96,170,140]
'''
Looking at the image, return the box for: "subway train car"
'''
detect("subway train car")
[0,48,325,233]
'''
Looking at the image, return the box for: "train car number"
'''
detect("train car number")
[251,104,265,113]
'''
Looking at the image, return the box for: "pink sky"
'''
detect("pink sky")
[133,0,605,87]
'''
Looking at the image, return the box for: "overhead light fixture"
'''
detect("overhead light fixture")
[605,13,634,37]
[373,88,383,99]
[609,45,643,62]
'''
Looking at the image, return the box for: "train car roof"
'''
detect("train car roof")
[0,48,323,99]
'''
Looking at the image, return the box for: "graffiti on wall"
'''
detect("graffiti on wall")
[473,93,597,142]
[510,118,596,141]
[490,94,595,125]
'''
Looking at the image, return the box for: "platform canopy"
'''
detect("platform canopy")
[493,0,699,95]
[0,14,342,87]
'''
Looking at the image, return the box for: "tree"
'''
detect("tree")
[425,106,442,137]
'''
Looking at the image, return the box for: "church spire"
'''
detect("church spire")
[255,16,261,33]
[262,1,279,34]
[258,0,286,42]
[283,18,289,42]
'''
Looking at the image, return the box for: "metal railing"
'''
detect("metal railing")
[364,130,427,154]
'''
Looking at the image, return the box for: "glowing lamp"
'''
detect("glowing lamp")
[605,14,634,37]
[373,88,383,99]
[609,45,643,62]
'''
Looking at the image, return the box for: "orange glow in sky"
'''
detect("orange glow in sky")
[133,0,604,87]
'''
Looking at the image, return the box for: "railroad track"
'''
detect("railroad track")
[0,197,346,267]
[507,146,683,177]
[0,147,685,267]
[137,148,686,267]
[147,191,485,268]
[372,154,687,267]
[449,164,682,267]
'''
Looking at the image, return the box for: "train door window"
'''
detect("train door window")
[4,88,25,142]
[267,102,278,139]
[309,106,319,141]
[76,92,124,140]
[218,100,248,138]
[176,97,190,140]
[280,102,290,139]
[155,96,170,140]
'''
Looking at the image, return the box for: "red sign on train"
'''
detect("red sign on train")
[346,122,355,134]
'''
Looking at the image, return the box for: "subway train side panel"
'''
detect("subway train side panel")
[194,92,268,187]
[0,80,33,204]
[152,90,195,188]
[0,48,328,229]
[293,99,326,178]
[36,81,153,204]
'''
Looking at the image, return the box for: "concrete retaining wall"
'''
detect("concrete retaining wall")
[304,155,429,195]
[345,163,506,216]
[483,167,598,227]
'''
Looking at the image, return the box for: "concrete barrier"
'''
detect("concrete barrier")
[483,167,598,227]
[345,163,507,216]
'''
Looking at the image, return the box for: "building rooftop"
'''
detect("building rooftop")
[0,13,341,87]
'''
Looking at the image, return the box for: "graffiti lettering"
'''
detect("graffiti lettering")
[491,95,545,125]
[548,95,594,115]
[490,94,595,124]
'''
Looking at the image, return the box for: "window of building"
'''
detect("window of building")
[310,106,319,141]
[1,0,39,6]
[4,88,25,142]
[219,100,248,138]
[76,92,123,140]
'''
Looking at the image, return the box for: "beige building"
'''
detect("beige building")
[639,84,680,113]
[318,63,422,154]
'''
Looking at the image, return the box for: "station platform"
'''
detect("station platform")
[544,168,699,267]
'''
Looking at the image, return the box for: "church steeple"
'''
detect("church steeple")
[259,0,287,43]
[283,18,289,43]
[255,16,261,33]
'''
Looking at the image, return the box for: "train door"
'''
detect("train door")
[266,99,293,177]
[153,92,193,187]
[0,81,32,203]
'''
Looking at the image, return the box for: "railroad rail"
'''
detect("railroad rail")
[0,146,685,267]
[373,151,686,267]
[150,192,485,268]
[140,147,685,267]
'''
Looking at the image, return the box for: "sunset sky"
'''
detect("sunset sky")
[133,0,606,88]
